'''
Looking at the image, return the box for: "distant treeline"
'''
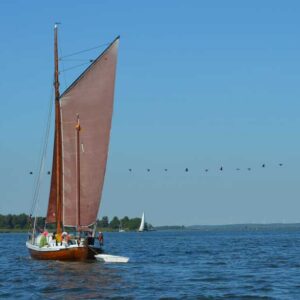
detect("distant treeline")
[0,214,44,230]
[0,214,151,231]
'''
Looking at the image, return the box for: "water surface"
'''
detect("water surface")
[1,230,300,299]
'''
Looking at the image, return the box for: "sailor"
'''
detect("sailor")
[55,232,62,246]
[39,231,48,248]
[98,231,104,246]
[52,232,57,246]
[61,232,69,246]
[66,233,72,245]
[47,232,53,245]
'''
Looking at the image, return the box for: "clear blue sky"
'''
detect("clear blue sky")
[0,1,299,225]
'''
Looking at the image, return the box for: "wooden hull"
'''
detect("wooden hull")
[26,242,101,261]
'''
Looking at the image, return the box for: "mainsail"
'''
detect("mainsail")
[46,36,119,228]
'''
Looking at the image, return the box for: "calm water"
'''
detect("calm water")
[1,230,300,299]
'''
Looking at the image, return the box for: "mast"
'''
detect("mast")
[75,114,81,230]
[54,24,63,234]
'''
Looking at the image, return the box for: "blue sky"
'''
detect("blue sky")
[0,1,300,225]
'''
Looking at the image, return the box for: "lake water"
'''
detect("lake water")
[1,230,300,299]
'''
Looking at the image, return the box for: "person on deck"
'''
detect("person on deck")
[66,233,71,245]
[55,232,62,246]
[61,232,69,246]
[52,232,57,246]
[98,231,104,246]
[39,231,48,248]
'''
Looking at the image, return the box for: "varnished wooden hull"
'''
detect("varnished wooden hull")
[26,242,100,261]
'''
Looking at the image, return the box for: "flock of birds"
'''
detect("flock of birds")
[28,163,283,175]
[127,163,283,173]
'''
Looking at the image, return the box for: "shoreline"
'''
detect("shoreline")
[2,223,300,233]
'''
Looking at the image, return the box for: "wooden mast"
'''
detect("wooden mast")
[54,24,63,234]
[75,114,81,230]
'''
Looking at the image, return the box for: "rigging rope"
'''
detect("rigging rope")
[60,62,91,73]
[59,43,110,59]
[58,35,68,91]
[60,58,94,62]
[29,84,54,222]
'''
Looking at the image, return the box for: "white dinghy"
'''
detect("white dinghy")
[95,254,129,263]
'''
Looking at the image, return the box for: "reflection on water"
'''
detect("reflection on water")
[36,261,127,299]
[1,231,300,299]
[29,256,134,299]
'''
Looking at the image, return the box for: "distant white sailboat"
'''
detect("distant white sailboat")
[119,220,125,232]
[138,212,148,232]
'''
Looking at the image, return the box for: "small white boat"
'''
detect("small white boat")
[95,254,129,263]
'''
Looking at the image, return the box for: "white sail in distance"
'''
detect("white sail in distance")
[138,212,145,232]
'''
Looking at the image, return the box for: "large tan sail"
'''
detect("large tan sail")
[58,37,119,227]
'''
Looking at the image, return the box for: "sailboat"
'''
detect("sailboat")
[26,24,119,260]
[119,220,125,232]
[138,212,148,232]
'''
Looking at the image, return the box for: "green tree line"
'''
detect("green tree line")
[0,214,152,231]
[0,214,44,230]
